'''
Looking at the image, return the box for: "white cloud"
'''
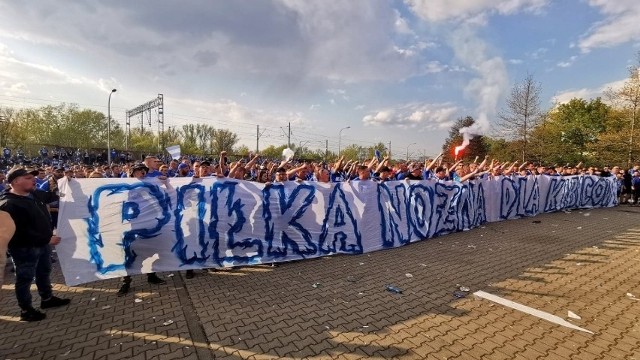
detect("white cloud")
[508,59,523,64]
[394,9,414,35]
[552,78,626,104]
[169,97,307,129]
[556,56,577,68]
[579,0,640,52]
[362,103,458,129]
[1,81,30,96]
[405,0,548,22]
[530,47,548,59]
[424,61,447,73]
[327,88,349,101]
[0,43,97,90]
[1,1,427,90]
[423,60,467,74]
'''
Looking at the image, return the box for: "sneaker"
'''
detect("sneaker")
[20,308,46,322]
[41,296,71,309]
[147,274,166,285]
[185,270,195,279]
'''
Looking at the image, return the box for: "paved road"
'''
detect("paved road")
[1,206,640,359]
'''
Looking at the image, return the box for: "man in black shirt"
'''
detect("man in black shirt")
[0,168,71,321]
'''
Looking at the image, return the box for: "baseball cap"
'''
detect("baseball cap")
[178,163,189,170]
[7,168,39,183]
[130,163,149,173]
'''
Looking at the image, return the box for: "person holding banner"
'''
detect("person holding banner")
[117,163,167,296]
[0,168,71,321]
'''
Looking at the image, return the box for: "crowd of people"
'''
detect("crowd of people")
[1,146,139,169]
[1,148,639,322]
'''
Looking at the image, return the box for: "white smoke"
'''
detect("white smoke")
[455,126,480,157]
[450,24,508,153]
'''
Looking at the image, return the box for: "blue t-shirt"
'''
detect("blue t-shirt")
[330,171,345,183]
[145,170,163,178]
[38,179,52,191]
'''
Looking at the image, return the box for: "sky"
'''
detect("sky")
[1,0,639,158]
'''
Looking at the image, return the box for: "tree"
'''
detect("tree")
[260,144,288,160]
[498,73,543,162]
[195,124,216,153]
[485,137,517,162]
[340,144,363,161]
[0,106,15,147]
[159,126,182,149]
[366,142,388,160]
[441,116,488,161]
[211,129,239,155]
[128,128,157,152]
[605,53,640,166]
[538,98,611,164]
[234,144,250,156]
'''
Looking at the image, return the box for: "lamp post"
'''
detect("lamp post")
[338,126,350,156]
[406,142,416,161]
[107,88,117,165]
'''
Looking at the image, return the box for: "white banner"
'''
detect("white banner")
[56,175,616,285]
[165,145,181,160]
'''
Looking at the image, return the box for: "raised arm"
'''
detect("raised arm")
[477,155,489,171]
[459,168,479,182]
[334,156,345,171]
[425,152,443,171]
[227,161,241,178]
[244,153,260,170]
[375,156,390,173]
[218,151,228,175]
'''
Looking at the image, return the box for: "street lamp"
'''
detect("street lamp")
[107,88,117,164]
[406,142,416,161]
[338,126,350,156]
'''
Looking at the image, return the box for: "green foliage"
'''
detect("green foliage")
[211,129,239,155]
[234,144,250,156]
[0,103,242,158]
[340,144,364,161]
[260,144,288,159]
